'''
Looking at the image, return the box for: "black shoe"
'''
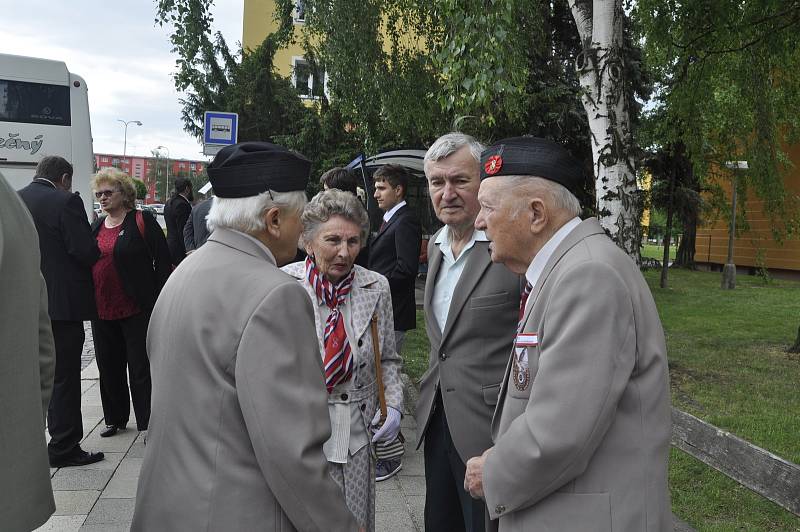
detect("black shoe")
[50,449,105,468]
[100,424,126,437]
[375,458,402,481]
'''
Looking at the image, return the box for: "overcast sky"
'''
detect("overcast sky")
[1,0,244,161]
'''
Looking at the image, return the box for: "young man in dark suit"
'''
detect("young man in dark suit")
[163,177,193,265]
[368,163,421,481]
[18,156,105,467]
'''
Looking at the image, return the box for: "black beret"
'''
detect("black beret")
[207,141,310,198]
[480,137,585,199]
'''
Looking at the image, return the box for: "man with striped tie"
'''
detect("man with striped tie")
[465,137,671,532]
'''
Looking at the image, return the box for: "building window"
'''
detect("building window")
[292,57,326,100]
[294,0,306,23]
[102,157,109,162]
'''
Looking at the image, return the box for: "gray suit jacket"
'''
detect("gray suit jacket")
[484,218,672,532]
[0,171,56,531]
[132,228,357,532]
[416,232,520,462]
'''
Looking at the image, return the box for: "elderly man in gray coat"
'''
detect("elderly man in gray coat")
[132,142,359,532]
[465,137,671,532]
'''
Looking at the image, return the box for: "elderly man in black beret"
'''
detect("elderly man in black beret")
[132,142,360,532]
[464,137,672,532]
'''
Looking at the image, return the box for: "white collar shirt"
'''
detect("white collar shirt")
[523,217,581,314]
[431,227,489,332]
[34,177,57,188]
[382,200,407,223]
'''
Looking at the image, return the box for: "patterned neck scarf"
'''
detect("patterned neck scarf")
[305,256,356,393]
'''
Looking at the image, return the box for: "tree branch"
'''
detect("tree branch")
[568,0,593,44]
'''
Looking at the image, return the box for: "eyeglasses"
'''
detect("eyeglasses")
[94,189,117,199]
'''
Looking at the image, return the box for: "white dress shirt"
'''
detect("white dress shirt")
[523,217,582,314]
[382,200,407,223]
[432,227,489,332]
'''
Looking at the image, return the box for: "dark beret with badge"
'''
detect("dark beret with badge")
[480,136,587,201]
[207,141,311,198]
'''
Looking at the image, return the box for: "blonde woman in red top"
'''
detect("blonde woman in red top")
[90,168,172,439]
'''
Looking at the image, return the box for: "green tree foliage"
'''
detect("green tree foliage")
[147,153,170,202]
[645,142,702,269]
[155,0,313,144]
[132,178,148,201]
[278,0,447,152]
[634,0,800,238]
[155,0,651,248]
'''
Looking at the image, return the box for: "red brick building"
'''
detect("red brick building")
[94,153,207,203]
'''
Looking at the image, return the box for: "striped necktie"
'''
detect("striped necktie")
[518,281,532,332]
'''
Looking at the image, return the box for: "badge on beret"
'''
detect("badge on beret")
[484,154,503,175]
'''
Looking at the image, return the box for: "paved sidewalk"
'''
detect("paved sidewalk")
[36,358,425,531]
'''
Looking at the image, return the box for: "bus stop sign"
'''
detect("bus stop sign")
[203,111,238,155]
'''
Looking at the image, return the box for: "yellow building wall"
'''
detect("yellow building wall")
[243,0,304,77]
[243,0,427,77]
[695,144,800,271]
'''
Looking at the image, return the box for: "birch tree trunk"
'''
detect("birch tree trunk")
[569,0,641,261]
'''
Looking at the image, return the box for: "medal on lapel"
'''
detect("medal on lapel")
[512,333,538,391]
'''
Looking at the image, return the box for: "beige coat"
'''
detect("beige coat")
[0,171,56,531]
[132,228,357,532]
[484,218,672,532]
[416,234,520,462]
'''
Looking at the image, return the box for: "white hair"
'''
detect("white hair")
[206,190,307,235]
[500,176,581,218]
[424,132,485,164]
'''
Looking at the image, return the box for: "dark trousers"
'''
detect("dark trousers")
[48,320,85,459]
[91,312,152,431]
[424,391,488,532]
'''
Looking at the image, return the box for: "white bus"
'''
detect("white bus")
[0,53,94,218]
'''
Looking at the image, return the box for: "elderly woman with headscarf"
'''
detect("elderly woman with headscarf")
[282,188,404,532]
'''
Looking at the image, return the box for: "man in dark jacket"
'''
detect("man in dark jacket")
[163,177,193,265]
[18,156,105,467]
[369,164,421,349]
[183,195,213,254]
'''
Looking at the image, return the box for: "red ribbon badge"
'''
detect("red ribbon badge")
[484,154,503,175]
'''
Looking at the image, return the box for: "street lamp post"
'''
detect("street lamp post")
[117,119,142,158]
[721,161,748,289]
[157,145,170,201]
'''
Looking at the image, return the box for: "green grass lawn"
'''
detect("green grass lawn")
[403,268,800,531]
[642,242,677,261]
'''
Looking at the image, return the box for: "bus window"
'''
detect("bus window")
[0,79,71,126]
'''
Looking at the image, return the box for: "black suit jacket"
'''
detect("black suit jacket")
[91,210,173,312]
[18,179,99,321]
[368,204,421,331]
[183,197,213,252]
[164,194,192,265]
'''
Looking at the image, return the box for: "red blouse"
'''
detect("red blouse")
[92,224,141,320]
